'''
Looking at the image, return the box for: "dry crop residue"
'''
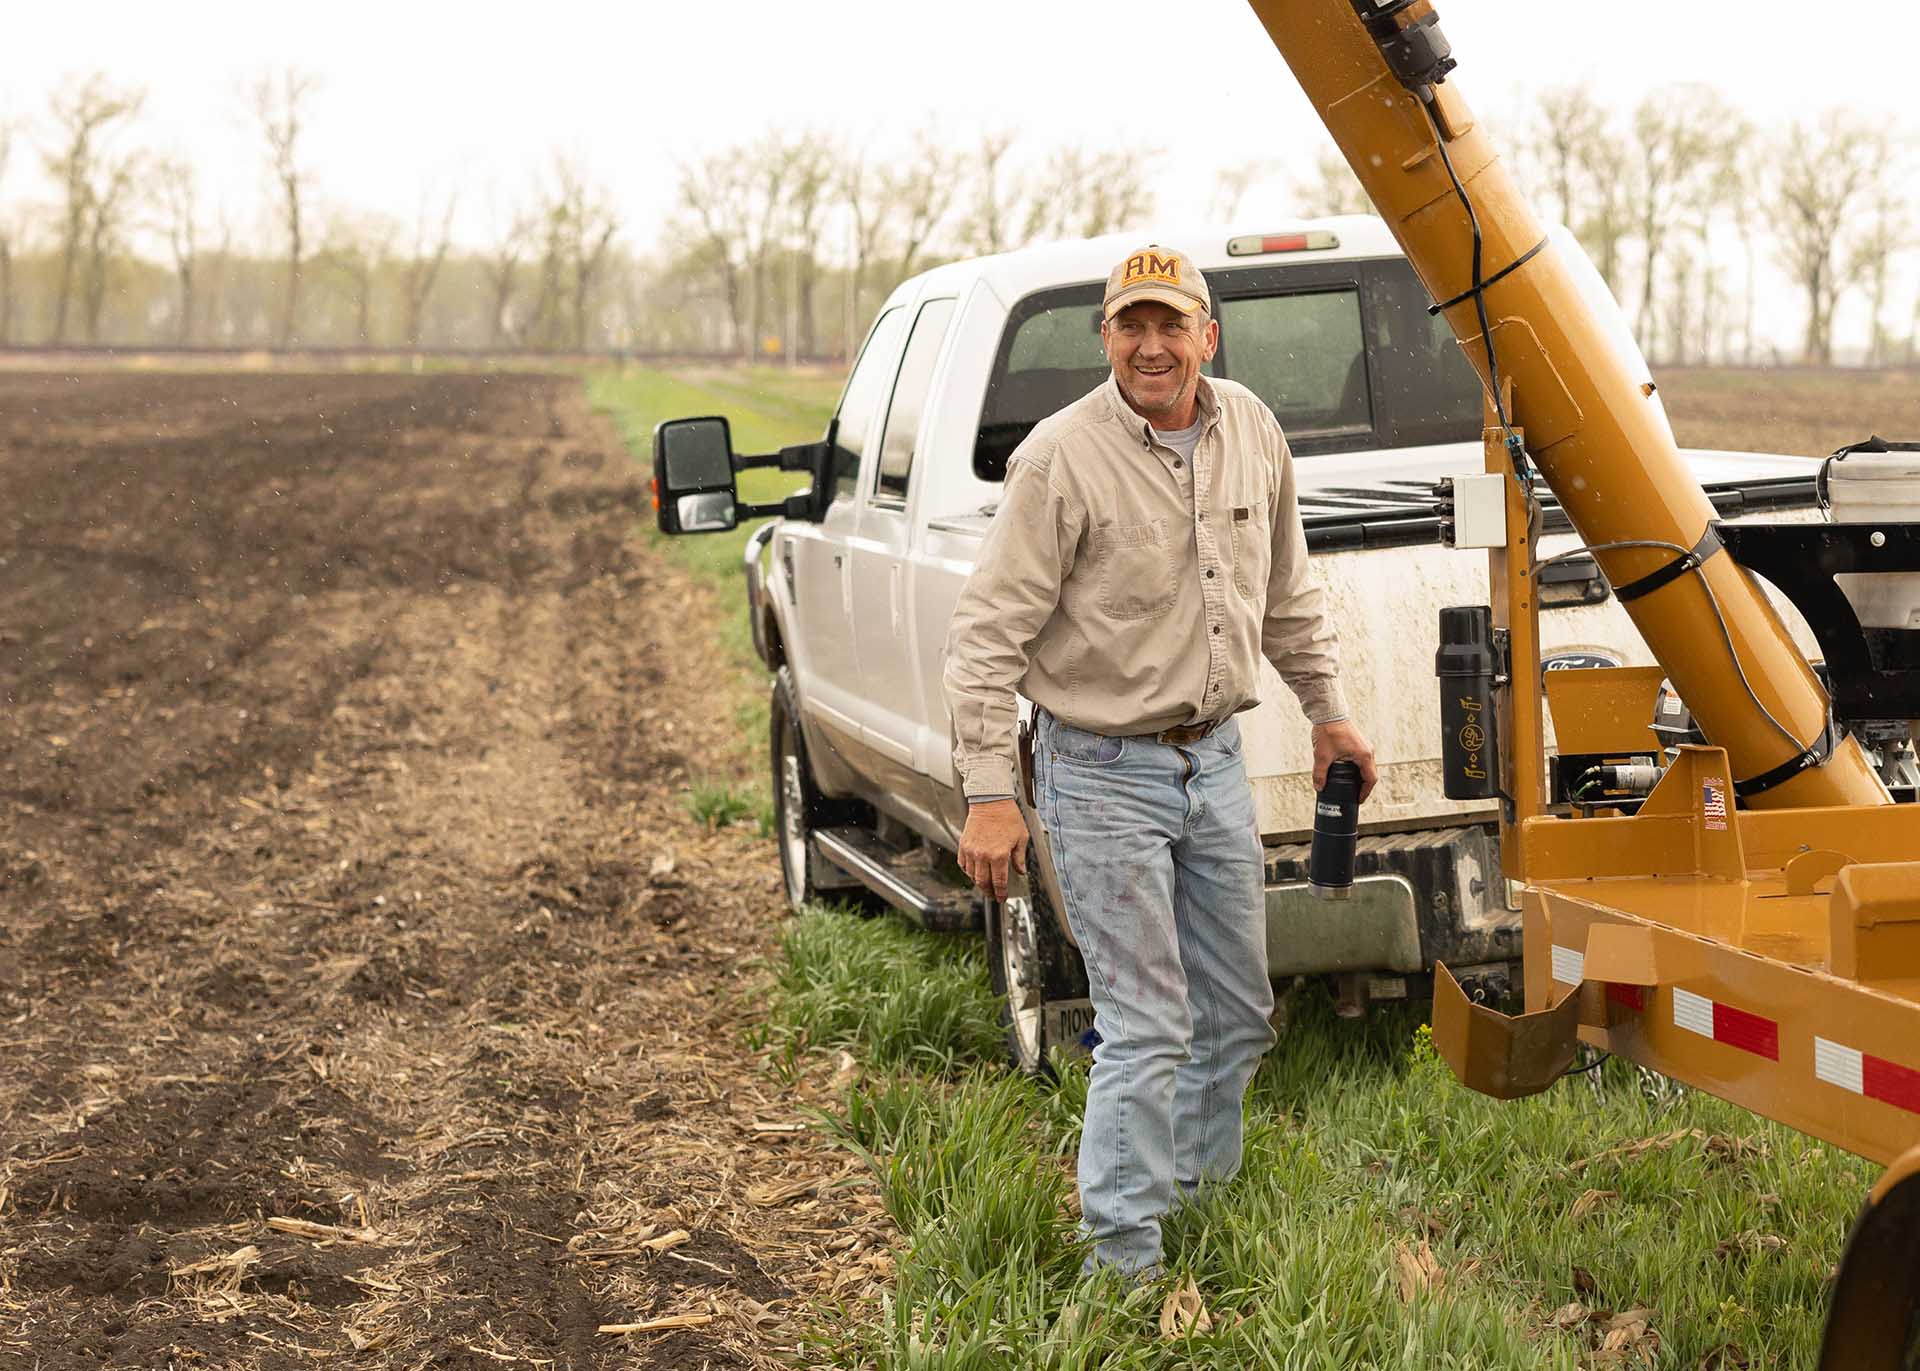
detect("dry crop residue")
[0,373,889,1370]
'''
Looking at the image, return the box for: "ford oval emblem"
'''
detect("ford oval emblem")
[1542,650,1620,674]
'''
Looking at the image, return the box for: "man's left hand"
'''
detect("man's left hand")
[1312,719,1378,803]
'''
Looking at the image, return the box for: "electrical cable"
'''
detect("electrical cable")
[1535,540,1814,764]
[1419,92,1528,488]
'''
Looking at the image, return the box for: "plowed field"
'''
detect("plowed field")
[0,374,875,1370]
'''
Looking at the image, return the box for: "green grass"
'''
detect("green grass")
[587,363,845,792]
[777,930,1870,1370]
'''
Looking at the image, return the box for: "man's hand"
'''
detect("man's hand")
[1312,719,1378,803]
[959,799,1030,901]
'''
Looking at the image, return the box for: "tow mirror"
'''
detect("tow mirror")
[652,416,739,534]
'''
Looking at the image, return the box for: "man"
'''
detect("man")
[943,243,1376,1279]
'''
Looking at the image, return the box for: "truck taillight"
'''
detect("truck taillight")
[649,476,659,512]
[1226,230,1341,256]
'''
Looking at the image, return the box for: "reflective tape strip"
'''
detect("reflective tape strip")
[1672,987,1779,1060]
[1672,987,1714,1036]
[1550,944,1584,986]
[1814,1037,1865,1094]
[1815,1036,1920,1115]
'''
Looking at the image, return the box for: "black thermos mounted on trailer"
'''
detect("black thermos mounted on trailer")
[1436,605,1501,800]
[1309,760,1363,900]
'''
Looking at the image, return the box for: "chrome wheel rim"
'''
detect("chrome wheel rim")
[1000,894,1045,1071]
[778,725,808,909]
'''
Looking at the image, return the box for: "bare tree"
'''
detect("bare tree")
[482,203,534,348]
[520,157,619,351]
[80,151,140,343]
[559,163,619,352]
[399,191,457,348]
[676,148,751,354]
[251,68,319,347]
[155,156,201,343]
[1022,146,1156,243]
[1525,85,1609,230]
[783,134,835,360]
[1773,110,1888,365]
[314,210,394,345]
[1209,159,1283,222]
[878,133,957,284]
[1848,174,1911,367]
[44,74,144,343]
[1295,146,1371,217]
[1626,86,1735,364]
[841,148,892,356]
[962,130,1024,256]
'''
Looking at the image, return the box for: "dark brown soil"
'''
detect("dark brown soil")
[0,372,879,1370]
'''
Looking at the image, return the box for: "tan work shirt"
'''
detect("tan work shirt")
[944,374,1349,799]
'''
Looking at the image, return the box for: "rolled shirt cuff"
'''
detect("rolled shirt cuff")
[968,793,1015,806]
[960,756,1018,800]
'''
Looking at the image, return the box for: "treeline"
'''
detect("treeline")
[0,70,1914,365]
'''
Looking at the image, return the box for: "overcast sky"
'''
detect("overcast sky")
[0,1,1909,348]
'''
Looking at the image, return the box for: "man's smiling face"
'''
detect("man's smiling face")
[1102,300,1219,430]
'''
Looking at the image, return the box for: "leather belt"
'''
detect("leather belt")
[1153,719,1223,746]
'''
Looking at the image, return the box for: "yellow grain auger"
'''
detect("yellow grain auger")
[1247,2,1920,1361]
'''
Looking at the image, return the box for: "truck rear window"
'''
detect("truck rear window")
[975,257,1484,479]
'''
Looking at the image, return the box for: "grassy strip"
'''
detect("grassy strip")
[771,919,1869,1368]
[592,364,1871,1367]
[586,364,842,827]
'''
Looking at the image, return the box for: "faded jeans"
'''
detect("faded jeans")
[1034,709,1276,1276]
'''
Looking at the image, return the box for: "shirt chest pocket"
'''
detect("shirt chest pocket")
[1229,502,1272,599]
[1091,518,1176,620]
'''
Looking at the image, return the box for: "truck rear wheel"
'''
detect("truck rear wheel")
[986,869,1093,1078]
[770,666,857,914]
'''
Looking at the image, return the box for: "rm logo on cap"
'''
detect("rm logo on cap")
[1123,251,1180,285]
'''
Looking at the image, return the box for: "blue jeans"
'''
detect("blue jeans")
[1034,709,1276,1275]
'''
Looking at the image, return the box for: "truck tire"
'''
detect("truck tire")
[986,867,1093,1078]
[770,666,859,913]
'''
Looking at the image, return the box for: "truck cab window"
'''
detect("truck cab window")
[1216,290,1370,439]
[874,298,957,504]
[832,305,912,503]
[1361,259,1485,448]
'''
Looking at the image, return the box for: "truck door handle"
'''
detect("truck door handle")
[833,554,844,569]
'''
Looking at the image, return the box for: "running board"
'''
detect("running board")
[814,827,980,933]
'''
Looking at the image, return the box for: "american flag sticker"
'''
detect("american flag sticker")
[1701,777,1728,830]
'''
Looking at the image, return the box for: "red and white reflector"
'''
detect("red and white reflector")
[1225,230,1341,257]
[1672,987,1779,1060]
[1814,1037,1920,1115]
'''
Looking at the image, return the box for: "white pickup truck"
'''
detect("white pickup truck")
[651,215,1823,1072]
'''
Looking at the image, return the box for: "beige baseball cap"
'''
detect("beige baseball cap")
[1104,244,1210,320]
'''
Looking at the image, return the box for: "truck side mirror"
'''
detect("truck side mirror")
[652,416,739,535]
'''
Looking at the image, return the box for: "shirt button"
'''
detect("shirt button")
[1211,625,1220,635]
[1205,569,1215,579]
[1173,459,1184,468]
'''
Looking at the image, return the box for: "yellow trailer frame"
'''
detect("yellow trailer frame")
[1435,420,1920,1366]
